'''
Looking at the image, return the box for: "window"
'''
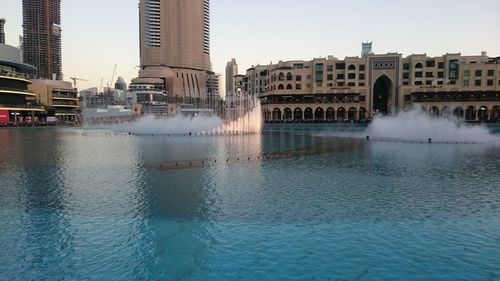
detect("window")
[426,72,434,78]
[438,72,444,78]
[327,74,333,80]
[307,75,311,80]
[403,63,409,70]
[475,70,482,77]
[296,75,302,81]
[415,81,422,85]
[415,63,423,69]
[403,73,409,79]
[403,81,409,86]
[348,73,356,80]
[415,72,423,78]
[337,82,345,87]
[404,95,411,101]
[426,80,432,85]
[286,72,293,81]
[327,83,333,87]
[359,82,365,87]
[327,65,333,72]
[348,82,355,87]
[335,63,345,70]
[437,81,444,85]
[316,64,324,71]
[296,84,302,90]
[488,70,494,76]
[359,74,365,80]
[487,79,494,86]
[438,62,444,69]
[359,96,366,102]
[463,70,470,77]
[337,74,345,80]
[359,65,365,71]
[348,65,356,71]
[475,80,481,86]
[426,60,435,68]
[463,80,469,86]
[286,84,293,90]
[316,81,323,87]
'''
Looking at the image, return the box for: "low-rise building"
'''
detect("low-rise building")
[29,79,78,121]
[235,50,500,123]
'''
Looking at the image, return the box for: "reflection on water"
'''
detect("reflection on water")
[1,128,500,280]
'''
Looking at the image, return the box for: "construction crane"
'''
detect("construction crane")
[108,64,117,91]
[70,77,88,89]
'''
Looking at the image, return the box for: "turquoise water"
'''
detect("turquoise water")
[1,127,500,280]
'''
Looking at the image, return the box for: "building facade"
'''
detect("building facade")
[236,52,500,122]
[225,58,238,96]
[131,0,215,108]
[29,79,78,121]
[22,0,63,80]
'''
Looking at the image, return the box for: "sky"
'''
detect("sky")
[2,0,500,92]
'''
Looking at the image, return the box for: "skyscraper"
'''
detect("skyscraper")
[0,18,5,44]
[132,0,213,104]
[22,0,62,80]
[225,59,239,96]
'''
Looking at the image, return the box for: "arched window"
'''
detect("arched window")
[286,84,293,90]
[315,108,324,120]
[348,107,357,121]
[304,108,313,120]
[278,84,284,90]
[415,63,423,69]
[272,108,282,121]
[279,72,285,81]
[284,108,293,120]
[286,72,293,81]
[348,64,356,71]
[326,107,335,121]
[294,108,303,120]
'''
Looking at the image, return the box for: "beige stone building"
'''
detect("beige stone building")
[235,52,500,122]
[29,79,78,120]
[131,0,215,108]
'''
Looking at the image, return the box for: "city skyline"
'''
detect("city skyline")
[2,0,500,92]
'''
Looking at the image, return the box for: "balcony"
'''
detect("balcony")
[0,103,45,111]
[0,87,36,97]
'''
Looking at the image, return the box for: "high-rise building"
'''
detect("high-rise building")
[225,58,238,96]
[131,0,214,107]
[0,18,5,44]
[22,0,62,80]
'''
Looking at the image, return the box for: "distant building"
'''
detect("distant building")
[115,76,127,91]
[225,58,238,96]
[0,18,6,44]
[22,0,63,80]
[131,0,216,111]
[237,52,500,123]
[29,80,78,121]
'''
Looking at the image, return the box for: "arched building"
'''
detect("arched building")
[238,52,500,122]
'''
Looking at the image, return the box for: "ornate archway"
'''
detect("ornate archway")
[373,75,393,115]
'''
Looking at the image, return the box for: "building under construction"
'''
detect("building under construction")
[22,0,62,80]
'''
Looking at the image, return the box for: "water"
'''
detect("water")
[1,126,500,280]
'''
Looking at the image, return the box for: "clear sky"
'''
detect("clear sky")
[2,0,500,92]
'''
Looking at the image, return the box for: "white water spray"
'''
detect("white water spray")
[108,95,262,136]
[365,109,500,144]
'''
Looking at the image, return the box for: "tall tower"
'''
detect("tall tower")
[139,0,210,71]
[0,18,5,44]
[133,0,213,102]
[22,0,62,80]
[225,59,238,96]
